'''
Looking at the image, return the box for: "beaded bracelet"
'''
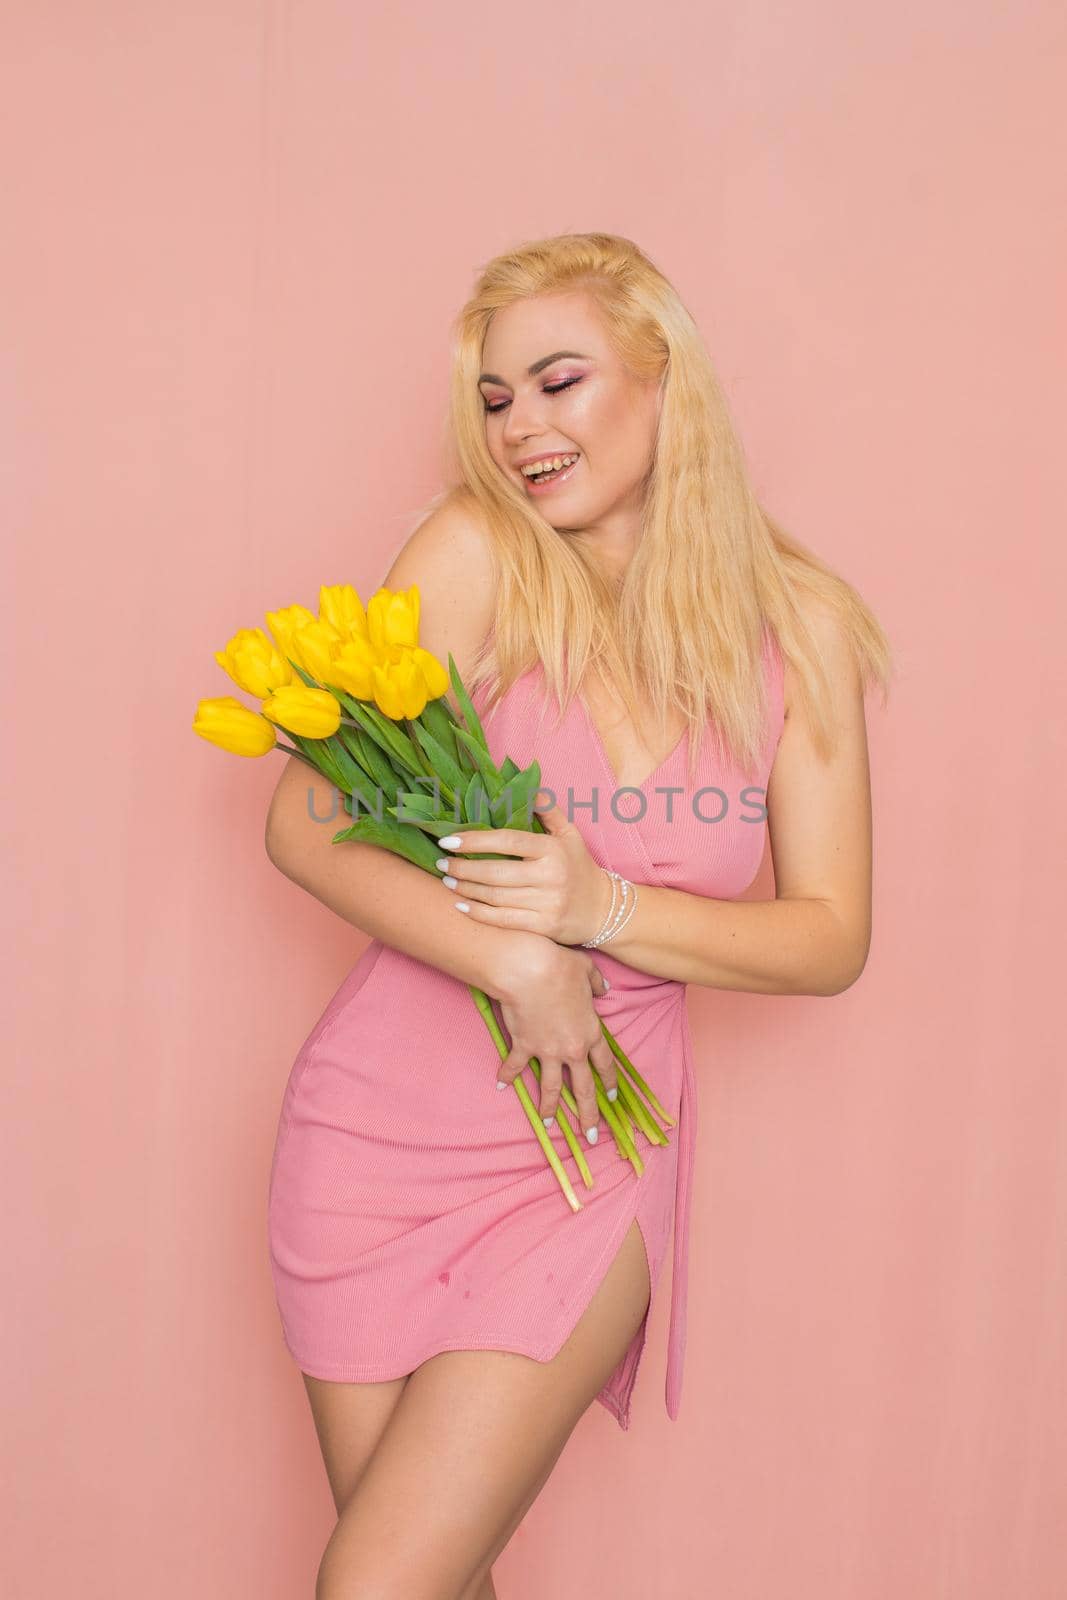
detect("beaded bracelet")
[581,868,639,948]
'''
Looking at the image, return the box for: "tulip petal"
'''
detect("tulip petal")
[193,695,277,756]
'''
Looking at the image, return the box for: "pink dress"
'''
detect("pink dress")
[267,631,785,1429]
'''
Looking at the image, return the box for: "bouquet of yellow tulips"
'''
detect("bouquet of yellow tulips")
[193,582,675,1212]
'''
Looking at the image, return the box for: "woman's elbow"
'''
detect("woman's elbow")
[264,811,289,872]
[825,932,871,995]
[265,794,303,874]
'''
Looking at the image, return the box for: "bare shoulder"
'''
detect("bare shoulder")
[265,492,498,834]
[781,588,864,725]
[380,488,499,682]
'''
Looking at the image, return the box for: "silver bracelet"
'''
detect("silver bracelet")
[581,869,639,948]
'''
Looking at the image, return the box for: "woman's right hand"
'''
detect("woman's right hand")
[491,935,618,1144]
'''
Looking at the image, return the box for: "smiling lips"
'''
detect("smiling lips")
[519,451,581,483]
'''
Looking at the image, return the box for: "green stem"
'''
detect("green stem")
[526,1058,642,1180]
[612,1071,668,1147]
[522,1069,595,1188]
[468,986,677,1195]
[600,1023,677,1128]
[272,739,322,773]
[469,986,582,1212]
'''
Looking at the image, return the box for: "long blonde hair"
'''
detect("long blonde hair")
[414,231,892,783]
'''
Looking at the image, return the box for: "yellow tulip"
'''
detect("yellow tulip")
[411,644,449,699]
[319,583,369,640]
[265,603,317,664]
[287,618,345,684]
[214,626,293,697]
[367,586,419,653]
[193,696,277,757]
[258,583,445,720]
[371,652,428,720]
[329,632,382,700]
[261,683,342,738]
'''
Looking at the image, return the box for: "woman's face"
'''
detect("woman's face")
[479,291,661,542]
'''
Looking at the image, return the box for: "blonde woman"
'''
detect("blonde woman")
[265,232,891,1598]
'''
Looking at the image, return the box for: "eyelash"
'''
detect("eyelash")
[483,376,581,414]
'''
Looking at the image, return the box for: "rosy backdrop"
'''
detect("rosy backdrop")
[3,2,1064,1595]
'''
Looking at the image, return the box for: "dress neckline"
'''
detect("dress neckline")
[574,690,689,796]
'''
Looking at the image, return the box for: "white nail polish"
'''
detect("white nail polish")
[435,858,449,871]
[439,835,462,848]
[586,1126,598,1144]
[607,1087,618,1102]
[496,1080,507,1091]
[455,901,470,912]
[543,1115,555,1127]
[442,875,458,888]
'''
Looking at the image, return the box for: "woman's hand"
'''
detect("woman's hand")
[434,796,612,947]
[491,935,618,1141]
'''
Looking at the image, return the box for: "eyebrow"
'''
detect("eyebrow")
[478,350,591,386]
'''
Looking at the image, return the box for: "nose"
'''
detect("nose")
[500,386,549,448]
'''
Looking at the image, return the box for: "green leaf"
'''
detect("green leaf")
[384,814,493,842]
[325,736,385,817]
[391,790,439,818]
[330,813,443,871]
[325,685,424,776]
[342,718,402,801]
[462,772,490,826]
[499,759,543,829]
[279,729,335,784]
[448,652,490,753]
[410,721,465,798]
[452,726,506,796]
[419,696,463,766]
[453,734,478,776]
[290,731,346,790]
[286,656,317,687]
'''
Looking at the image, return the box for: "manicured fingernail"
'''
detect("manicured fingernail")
[435,858,450,871]
[607,1087,618,1102]
[543,1115,555,1127]
[454,901,470,912]
[439,835,462,849]
[602,976,611,989]
[496,1079,507,1091]
[442,875,458,888]
[586,1126,598,1144]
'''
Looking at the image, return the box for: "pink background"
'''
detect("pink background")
[3,3,1064,1596]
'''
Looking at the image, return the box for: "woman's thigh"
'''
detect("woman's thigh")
[314,1215,651,1600]
[302,1369,410,1515]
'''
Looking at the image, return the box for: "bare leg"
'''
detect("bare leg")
[301,1369,410,1515]
[312,1215,650,1599]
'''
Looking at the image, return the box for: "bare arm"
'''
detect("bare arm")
[264,496,550,1003]
[267,754,555,995]
[590,598,874,996]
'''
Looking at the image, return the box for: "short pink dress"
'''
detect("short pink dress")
[267,631,785,1429]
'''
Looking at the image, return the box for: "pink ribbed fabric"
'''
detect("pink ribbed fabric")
[267,631,785,1429]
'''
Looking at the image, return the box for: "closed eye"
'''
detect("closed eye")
[484,376,581,414]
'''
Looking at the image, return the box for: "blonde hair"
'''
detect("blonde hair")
[419,231,892,783]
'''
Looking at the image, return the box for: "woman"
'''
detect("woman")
[264,231,891,1598]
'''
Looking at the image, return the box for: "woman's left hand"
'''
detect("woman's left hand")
[434,796,612,947]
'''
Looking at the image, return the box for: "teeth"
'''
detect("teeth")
[521,453,579,478]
